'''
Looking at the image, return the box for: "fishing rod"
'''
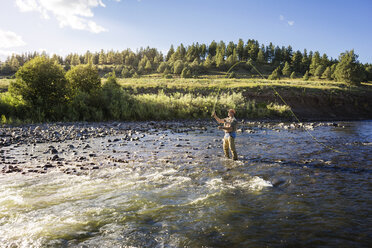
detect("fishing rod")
[213,60,345,154]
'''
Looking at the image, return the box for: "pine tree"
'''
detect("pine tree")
[282,62,292,77]
[290,71,296,79]
[334,50,365,85]
[309,51,321,75]
[237,39,244,61]
[166,45,175,61]
[322,66,332,80]
[257,49,265,64]
[314,65,326,78]
[268,66,281,80]
[303,70,309,80]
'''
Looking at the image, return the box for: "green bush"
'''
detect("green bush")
[10,56,68,119]
[66,64,101,95]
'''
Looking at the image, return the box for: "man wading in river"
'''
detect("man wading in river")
[212,109,238,160]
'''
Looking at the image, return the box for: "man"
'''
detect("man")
[212,109,238,160]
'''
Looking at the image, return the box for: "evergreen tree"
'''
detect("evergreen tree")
[181,67,192,78]
[203,54,214,69]
[303,70,309,80]
[226,41,235,57]
[257,49,265,64]
[334,50,365,85]
[237,39,244,61]
[208,40,217,57]
[268,66,281,80]
[215,50,225,69]
[98,50,106,65]
[200,44,207,60]
[71,54,80,66]
[290,71,296,79]
[166,45,175,61]
[173,60,184,74]
[314,65,326,79]
[282,62,292,77]
[145,60,152,72]
[157,62,167,73]
[309,51,320,75]
[291,51,302,72]
[266,42,275,63]
[121,67,131,78]
[322,66,332,80]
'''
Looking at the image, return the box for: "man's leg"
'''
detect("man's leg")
[223,137,230,158]
[228,137,238,160]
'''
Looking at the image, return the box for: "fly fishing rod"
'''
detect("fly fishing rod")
[214,60,345,154]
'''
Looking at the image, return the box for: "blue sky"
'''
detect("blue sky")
[1,0,371,63]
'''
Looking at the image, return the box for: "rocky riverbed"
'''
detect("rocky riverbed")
[1,120,347,176]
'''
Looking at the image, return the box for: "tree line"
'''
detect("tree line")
[1,39,371,84]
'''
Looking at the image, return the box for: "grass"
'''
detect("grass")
[111,76,371,93]
[0,78,13,92]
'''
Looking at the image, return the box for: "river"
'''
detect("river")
[0,120,371,247]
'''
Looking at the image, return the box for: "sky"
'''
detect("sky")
[0,0,371,63]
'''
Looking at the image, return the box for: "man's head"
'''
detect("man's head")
[228,109,236,117]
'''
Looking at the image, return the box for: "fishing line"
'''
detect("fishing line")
[219,60,345,154]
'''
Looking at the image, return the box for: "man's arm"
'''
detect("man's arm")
[212,112,224,124]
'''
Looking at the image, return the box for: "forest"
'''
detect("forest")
[1,39,371,83]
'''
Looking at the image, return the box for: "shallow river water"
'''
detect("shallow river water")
[0,121,371,247]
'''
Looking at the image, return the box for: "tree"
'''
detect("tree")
[322,66,332,80]
[181,67,192,78]
[157,62,168,73]
[145,60,152,72]
[309,51,321,75]
[66,64,101,95]
[314,65,326,78]
[257,49,266,64]
[215,50,225,69]
[268,66,281,80]
[173,60,184,74]
[303,70,309,80]
[282,62,292,77]
[226,41,235,57]
[290,71,296,79]
[98,50,106,65]
[208,40,217,57]
[237,39,244,61]
[291,51,302,72]
[121,67,132,78]
[165,45,174,61]
[334,50,365,85]
[71,54,81,66]
[10,56,68,116]
[203,54,214,69]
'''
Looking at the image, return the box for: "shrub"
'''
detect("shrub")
[66,63,101,96]
[9,56,67,119]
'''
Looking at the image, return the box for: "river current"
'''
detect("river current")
[0,121,371,247]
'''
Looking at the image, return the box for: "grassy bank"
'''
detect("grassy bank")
[1,76,371,124]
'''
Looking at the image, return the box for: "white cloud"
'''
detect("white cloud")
[0,29,26,48]
[15,0,109,33]
[279,15,295,26]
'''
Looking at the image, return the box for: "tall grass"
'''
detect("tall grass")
[0,88,291,124]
